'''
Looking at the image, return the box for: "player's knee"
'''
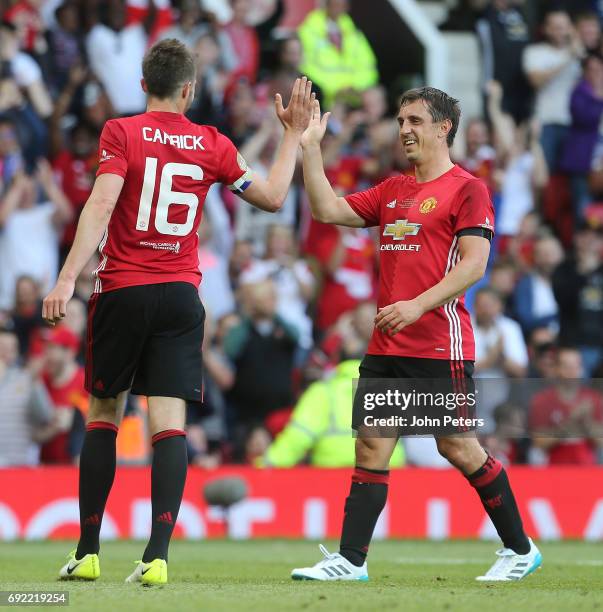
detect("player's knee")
[355,438,390,470]
[87,396,121,426]
[436,437,468,469]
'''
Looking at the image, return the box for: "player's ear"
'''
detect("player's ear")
[141,78,148,94]
[440,119,452,141]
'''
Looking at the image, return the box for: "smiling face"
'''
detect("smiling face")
[397,99,451,165]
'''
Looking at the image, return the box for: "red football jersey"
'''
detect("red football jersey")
[94,111,252,293]
[345,165,494,361]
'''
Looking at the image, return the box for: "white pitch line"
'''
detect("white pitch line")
[394,557,603,566]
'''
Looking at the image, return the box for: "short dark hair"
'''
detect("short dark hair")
[399,86,461,147]
[142,39,196,100]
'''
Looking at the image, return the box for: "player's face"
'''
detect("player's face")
[397,99,445,164]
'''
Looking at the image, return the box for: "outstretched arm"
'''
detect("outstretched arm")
[239,77,313,212]
[42,173,124,324]
[301,99,366,227]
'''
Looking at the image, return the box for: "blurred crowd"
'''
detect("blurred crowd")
[1,0,603,469]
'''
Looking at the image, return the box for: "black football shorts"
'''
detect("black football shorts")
[85,282,205,402]
[352,354,476,436]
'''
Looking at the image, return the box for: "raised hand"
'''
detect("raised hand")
[275,76,315,134]
[301,98,331,148]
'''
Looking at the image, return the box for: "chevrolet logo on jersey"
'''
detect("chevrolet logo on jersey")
[383,219,421,240]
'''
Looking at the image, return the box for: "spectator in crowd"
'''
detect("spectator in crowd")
[530,347,603,465]
[559,52,603,221]
[486,80,548,240]
[474,287,529,378]
[553,221,603,376]
[10,274,42,357]
[298,0,378,108]
[0,19,52,119]
[185,32,229,130]
[306,224,376,332]
[0,164,72,310]
[526,326,557,379]
[522,9,583,172]
[222,0,281,87]
[85,0,157,116]
[198,214,235,325]
[47,1,86,94]
[0,325,53,466]
[0,19,52,163]
[39,326,87,464]
[457,117,497,194]
[473,286,529,431]
[261,354,404,467]
[0,118,24,193]
[513,235,564,336]
[51,120,97,257]
[487,258,518,317]
[240,224,315,351]
[3,0,47,57]
[484,401,530,465]
[228,238,254,290]
[224,279,297,432]
[476,0,532,123]
[574,11,601,53]
[159,0,236,73]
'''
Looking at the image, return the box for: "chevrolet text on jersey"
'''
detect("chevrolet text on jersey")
[142,127,205,150]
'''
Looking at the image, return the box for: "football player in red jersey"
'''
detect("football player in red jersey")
[291,89,542,582]
[43,38,314,584]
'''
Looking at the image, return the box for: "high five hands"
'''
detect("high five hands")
[275,76,315,134]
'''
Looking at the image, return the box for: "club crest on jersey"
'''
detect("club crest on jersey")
[419,197,437,214]
[383,219,421,240]
[386,199,397,208]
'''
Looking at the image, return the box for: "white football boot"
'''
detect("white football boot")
[476,538,542,582]
[291,544,369,581]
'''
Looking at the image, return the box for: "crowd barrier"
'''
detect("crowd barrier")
[0,467,601,540]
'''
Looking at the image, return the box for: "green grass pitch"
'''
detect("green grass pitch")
[1,540,601,612]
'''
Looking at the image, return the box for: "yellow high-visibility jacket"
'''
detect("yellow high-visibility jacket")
[298,9,379,108]
[261,360,405,467]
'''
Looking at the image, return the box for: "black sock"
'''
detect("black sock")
[339,467,389,567]
[142,430,188,563]
[467,454,530,555]
[76,422,118,558]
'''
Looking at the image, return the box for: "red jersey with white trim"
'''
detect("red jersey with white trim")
[345,165,494,361]
[94,111,252,293]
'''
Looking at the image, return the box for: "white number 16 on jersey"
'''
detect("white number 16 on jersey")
[136,157,204,237]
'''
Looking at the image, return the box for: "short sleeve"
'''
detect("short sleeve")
[96,120,128,178]
[216,132,253,194]
[344,180,388,227]
[451,179,495,235]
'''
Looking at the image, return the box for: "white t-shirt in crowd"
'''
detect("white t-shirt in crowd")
[86,24,147,115]
[531,274,558,321]
[0,202,59,309]
[497,152,534,236]
[522,43,580,125]
[11,52,42,87]
[240,258,315,349]
[472,315,529,433]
